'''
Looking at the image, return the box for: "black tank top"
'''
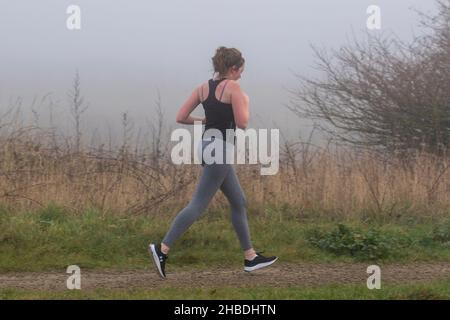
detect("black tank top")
[201,78,236,143]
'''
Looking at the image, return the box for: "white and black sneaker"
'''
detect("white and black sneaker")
[149,243,168,278]
[244,252,278,272]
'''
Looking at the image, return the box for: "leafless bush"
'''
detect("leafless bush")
[286,0,450,158]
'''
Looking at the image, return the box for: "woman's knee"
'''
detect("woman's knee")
[232,193,247,210]
[175,202,203,222]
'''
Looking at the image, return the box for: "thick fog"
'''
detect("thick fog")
[0,0,438,146]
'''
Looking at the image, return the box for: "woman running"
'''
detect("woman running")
[149,46,278,278]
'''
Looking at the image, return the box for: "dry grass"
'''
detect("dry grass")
[0,100,449,219]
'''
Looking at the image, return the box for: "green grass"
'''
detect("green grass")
[1,202,450,272]
[2,279,450,300]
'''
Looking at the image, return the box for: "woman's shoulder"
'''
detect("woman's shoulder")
[225,79,241,91]
[196,80,210,91]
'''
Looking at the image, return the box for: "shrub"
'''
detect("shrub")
[431,221,450,243]
[306,223,395,261]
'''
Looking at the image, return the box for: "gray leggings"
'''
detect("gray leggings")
[162,139,253,251]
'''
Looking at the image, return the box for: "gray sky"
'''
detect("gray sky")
[0,0,439,147]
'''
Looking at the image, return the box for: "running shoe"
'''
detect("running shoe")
[149,243,168,278]
[244,251,278,272]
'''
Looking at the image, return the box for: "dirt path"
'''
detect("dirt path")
[1,262,449,291]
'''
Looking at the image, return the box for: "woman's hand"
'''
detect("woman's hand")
[176,115,205,125]
[176,85,205,125]
[195,116,206,124]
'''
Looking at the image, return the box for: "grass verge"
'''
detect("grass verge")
[0,203,450,272]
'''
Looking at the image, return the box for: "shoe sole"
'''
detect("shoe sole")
[148,244,166,279]
[244,257,278,272]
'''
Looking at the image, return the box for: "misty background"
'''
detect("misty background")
[0,0,439,147]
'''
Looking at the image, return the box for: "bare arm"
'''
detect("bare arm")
[175,85,206,125]
[230,81,249,129]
